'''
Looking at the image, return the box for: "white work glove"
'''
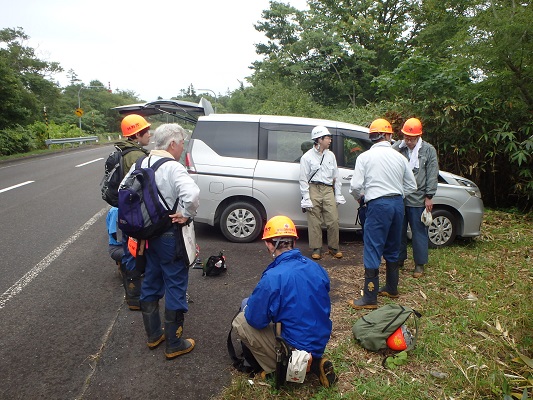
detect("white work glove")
[335,194,346,205]
[301,197,313,210]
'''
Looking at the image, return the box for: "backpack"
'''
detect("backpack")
[117,156,178,240]
[101,146,138,207]
[352,304,421,352]
[203,252,226,276]
[227,310,262,376]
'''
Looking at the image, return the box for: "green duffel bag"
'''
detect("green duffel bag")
[352,304,421,352]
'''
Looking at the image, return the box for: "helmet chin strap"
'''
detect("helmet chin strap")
[271,238,293,257]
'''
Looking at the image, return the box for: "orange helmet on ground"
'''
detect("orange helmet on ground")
[121,114,151,137]
[262,215,298,240]
[401,118,423,136]
[387,325,413,351]
[369,118,393,134]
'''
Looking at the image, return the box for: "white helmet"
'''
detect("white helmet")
[311,125,331,140]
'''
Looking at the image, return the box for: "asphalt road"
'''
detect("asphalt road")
[0,145,362,400]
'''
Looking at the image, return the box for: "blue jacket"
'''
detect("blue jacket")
[244,249,332,357]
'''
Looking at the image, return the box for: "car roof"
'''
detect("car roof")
[198,113,369,133]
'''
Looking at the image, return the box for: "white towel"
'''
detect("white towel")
[399,139,421,169]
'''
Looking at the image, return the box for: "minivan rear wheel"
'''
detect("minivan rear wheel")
[428,209,457,248]
[220,202,263,243]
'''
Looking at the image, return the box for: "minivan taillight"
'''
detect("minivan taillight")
[185,152,196,174]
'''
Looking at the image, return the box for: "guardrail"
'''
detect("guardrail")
[45,136,99,148]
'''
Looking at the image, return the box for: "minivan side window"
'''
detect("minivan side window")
[343,137,370,169]
[193,121,259,159]
[264,129,310,163]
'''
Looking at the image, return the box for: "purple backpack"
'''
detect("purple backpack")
[118,157,177,240]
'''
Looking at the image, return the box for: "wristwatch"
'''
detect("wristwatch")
[426,194,433,199]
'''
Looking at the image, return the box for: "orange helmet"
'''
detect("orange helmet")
[387,325,412,351]
[401,118,423,136]
[262,215,298,240]
[121,114,151,137]
[369,118,393,134]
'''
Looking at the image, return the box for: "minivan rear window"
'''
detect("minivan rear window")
[193,121,259,159]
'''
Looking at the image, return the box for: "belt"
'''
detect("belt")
[310,181,333,187]
[367,194,402,204]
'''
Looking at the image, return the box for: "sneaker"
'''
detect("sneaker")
[317,358,337,388]
[328,248,343,259]
[312,249,322,260]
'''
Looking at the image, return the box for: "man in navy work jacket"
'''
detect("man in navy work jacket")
[232,215,337,387]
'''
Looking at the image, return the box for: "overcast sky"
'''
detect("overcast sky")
[1,0,307,101]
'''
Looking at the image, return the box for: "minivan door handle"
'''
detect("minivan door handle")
[343,175,353,180]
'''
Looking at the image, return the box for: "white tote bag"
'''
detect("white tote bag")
[180,219,197,266]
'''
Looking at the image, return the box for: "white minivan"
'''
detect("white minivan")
[114,100,484,247]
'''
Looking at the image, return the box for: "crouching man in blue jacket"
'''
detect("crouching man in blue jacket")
[232,215,337,387]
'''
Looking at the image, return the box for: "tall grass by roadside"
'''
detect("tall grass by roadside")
[220,209,532,400]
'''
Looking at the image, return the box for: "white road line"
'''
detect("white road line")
[75,158,104,167]
[0,181,35,194]
[0,207,108,310]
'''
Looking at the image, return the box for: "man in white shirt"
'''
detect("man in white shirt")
[299,126,346,260]
[122,123,200,359]
[348,119,417,309]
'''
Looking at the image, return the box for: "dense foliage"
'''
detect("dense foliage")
[1,1,532,210]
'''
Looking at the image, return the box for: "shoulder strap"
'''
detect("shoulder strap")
[308,154,325,183]
[145,156,179,211]
[406,309,422,351]
[120,147,138,157]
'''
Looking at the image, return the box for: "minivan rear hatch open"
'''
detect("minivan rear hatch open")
[112,98,214,124]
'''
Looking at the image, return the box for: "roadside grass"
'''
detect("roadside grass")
[219,209,532,399]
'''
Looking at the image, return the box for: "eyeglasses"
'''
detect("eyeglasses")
[403,136,419,142]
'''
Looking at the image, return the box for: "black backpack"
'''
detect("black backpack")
[118,156,178,240]
[202,252,227,276]
[101,146,138,206]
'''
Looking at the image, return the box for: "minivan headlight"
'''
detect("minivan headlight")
[456,178,482,198]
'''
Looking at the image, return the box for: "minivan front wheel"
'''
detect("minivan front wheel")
[220,202,263,243]
[428,209,457,248]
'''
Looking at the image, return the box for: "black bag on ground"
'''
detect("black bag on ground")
[352,304,421,352]
[100,146,137,207]
[203,252,226,276]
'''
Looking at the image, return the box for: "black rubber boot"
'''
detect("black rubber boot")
[140,301,165,349]
[347,268,379,309]
[378,261,400,298]
[122,268,143,311]
[164,309,195,360]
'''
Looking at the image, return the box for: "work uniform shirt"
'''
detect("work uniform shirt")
[350,141,417,202]
[244,249,332,358]
[393,140,438,207]
[299,146,342,203]
[123,149,200,218]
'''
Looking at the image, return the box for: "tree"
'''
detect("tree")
[0,27,63,129]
